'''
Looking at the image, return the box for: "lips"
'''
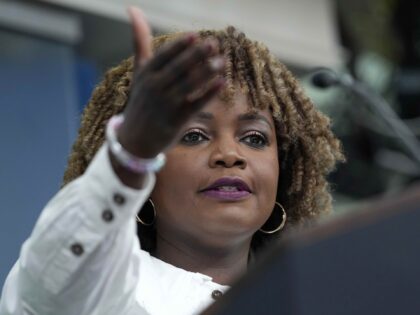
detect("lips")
[200,177,252,193]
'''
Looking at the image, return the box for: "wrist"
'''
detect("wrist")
[108,148,148,189]
[106,114,166,174]
[117,128,160,159]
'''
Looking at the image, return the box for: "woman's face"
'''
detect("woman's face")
[151,88,279,248]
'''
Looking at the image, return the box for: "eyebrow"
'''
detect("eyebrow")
[195,111,273,130]
[238,112,273,130]
[195,112,214,120]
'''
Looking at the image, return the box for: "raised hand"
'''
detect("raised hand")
[117,7,226,160]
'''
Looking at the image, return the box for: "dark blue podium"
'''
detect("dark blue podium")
[204,184,420,315]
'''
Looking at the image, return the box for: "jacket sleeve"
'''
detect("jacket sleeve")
[0,143,154,315]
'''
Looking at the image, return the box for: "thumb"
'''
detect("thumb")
[128,6,153,65]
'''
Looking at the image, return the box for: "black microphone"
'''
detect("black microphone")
[310,67,420,169]
[311,68,340,89]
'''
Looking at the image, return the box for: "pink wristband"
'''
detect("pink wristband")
[106,114,166,173]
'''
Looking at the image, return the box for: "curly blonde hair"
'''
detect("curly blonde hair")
[63,26,344,255]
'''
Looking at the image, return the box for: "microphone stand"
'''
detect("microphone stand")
[311,69,420,170]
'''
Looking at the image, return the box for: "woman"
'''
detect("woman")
[0,7,343,315]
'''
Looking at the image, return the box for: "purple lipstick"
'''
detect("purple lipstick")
[200,177,252,201]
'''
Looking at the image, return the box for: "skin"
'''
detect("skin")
[112,7,226,189]
[111,7,279,285]
[152,91,279,284]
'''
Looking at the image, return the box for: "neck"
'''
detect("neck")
[154,232,251,285]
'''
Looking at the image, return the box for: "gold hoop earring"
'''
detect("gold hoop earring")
[259,202,287,234]
[136,199,156,226]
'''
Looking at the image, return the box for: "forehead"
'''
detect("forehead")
[200,86,274,122]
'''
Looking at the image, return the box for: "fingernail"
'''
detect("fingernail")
[209,57,225,70]
[204,40,217,53]
[215,77,226,88]
[128,6,142,16]
[185,32,197,44]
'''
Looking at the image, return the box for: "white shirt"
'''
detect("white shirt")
[0,144,229,315]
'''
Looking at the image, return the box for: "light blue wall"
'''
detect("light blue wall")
[0,30,80,286]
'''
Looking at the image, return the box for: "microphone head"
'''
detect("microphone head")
[311,68,340,89]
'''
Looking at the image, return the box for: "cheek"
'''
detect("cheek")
[151,150,204,210]
[254,149,279,203]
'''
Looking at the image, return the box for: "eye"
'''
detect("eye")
[180,129,209,145]
[242,131,268,148]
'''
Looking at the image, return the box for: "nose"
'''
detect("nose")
[208,136,247,169]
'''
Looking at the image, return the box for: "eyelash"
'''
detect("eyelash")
[242,131,269,148]
[180,129,269,148]
[180,129,208,145]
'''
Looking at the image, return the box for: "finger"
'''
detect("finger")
[162,78,224,128]
[128,6,152,65]
[147,33,198,71]
[169,56,225,96]
[159,40,219,87]
[186,77,226,112]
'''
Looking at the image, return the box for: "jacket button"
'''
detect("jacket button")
[70,243,84,256]
[113,193,125,205]
[102,209,114,222]
[211,290,223,300]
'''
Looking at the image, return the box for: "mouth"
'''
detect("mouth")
[201,177,252,192]
[199,177,252,201]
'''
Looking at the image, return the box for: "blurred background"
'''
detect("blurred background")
[0,0,419,286]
